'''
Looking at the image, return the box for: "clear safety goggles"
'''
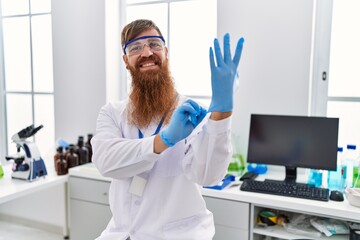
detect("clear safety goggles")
[123,35,165,55]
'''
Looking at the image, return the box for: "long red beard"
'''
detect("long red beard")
[127,56,177,128]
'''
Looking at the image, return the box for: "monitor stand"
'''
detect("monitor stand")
[265,166,302,184]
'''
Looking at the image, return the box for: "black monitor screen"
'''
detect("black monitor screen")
[247,114,339,178]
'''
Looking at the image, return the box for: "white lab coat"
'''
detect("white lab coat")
[91,96,232,240]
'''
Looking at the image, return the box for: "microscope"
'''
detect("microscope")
[5,124,48,181]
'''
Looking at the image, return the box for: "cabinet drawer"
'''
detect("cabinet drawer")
[204,196,249,230]
[213,225,248,240]
[69,176,110,204]
[70,199,112,240]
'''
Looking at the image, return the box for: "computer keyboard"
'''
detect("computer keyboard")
[240,179,330,201]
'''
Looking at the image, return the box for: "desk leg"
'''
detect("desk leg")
[63,181,70,239]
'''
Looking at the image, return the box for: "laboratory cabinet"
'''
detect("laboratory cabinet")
[68,164,360,240]
[204,196,250,240]
[68,176,112,240]
[250,205,353,240]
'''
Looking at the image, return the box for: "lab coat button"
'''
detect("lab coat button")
[135,200,141,205]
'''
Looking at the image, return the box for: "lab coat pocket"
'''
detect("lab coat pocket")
[163,213,214,240]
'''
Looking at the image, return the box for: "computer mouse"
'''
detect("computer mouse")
[330,190,344,202]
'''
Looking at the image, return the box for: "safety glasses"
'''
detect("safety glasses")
[123,35,165,55]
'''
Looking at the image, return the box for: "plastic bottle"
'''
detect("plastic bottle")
[308,169,323,187]
[0,163,4,178]
[353,155,360,188]
[344,144,357,188]
[247,163,267,174]
[327,147,346,191]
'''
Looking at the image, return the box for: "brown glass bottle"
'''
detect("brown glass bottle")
[54,146,64,172]
[56,153,68,175]
[66,145,79,168]
[85,133,93,162]
[76,136,89,165]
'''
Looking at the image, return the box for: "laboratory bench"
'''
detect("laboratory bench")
[0,162,69,236]
[1,161,359,240]
[68,164,360,240]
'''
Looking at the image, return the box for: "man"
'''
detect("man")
[92,19,244,240]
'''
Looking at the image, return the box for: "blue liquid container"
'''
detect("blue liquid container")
[308,169,323,187]
[327,147,346,191]
[247,163,267,174]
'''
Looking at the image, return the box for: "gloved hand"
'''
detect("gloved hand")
[208,33,244,112]
[160,99,207,147]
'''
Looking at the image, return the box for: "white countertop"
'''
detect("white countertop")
[68,162,111,182]
[68,163,360,223]
[0,160,68,204]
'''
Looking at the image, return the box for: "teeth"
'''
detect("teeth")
[142,63,155,67]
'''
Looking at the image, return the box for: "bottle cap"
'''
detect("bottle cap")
[347,144,356,150]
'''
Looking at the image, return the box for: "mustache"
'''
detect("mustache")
[136,55,161,68]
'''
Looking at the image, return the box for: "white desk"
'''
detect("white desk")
[68,163,360,240]
[0,163,69,237]
[202,170,360,240]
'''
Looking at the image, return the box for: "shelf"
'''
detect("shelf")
[253,226,348,240]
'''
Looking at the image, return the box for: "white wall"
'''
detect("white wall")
[218,0,315,157]
[52,0,107,144]
[0,0,108,233]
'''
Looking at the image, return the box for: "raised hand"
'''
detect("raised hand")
[208,33,244,112]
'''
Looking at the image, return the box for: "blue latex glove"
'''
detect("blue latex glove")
[208,33,244,112]
[160,99,207,147]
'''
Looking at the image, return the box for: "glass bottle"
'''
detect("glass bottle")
[66,145,79,168]
[85,133,93,162]
[76,136,89,165]
[56,153,68,175]
[54,146,64,171]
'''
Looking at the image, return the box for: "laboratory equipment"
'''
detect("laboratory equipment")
[240,179,329,201]
[247,114,338,183]
[5,124,47,181]
[327,147,346,191]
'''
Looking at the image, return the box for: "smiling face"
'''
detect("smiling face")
[123,29,168,72]
[122,26,177,129]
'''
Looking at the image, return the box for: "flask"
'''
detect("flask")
[327,147,346,191]
[344,144,357,188]
[228,153,245,176]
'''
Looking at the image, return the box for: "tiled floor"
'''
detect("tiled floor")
[0,220,64,240]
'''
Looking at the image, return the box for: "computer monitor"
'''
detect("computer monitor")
[247,114,339,182]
